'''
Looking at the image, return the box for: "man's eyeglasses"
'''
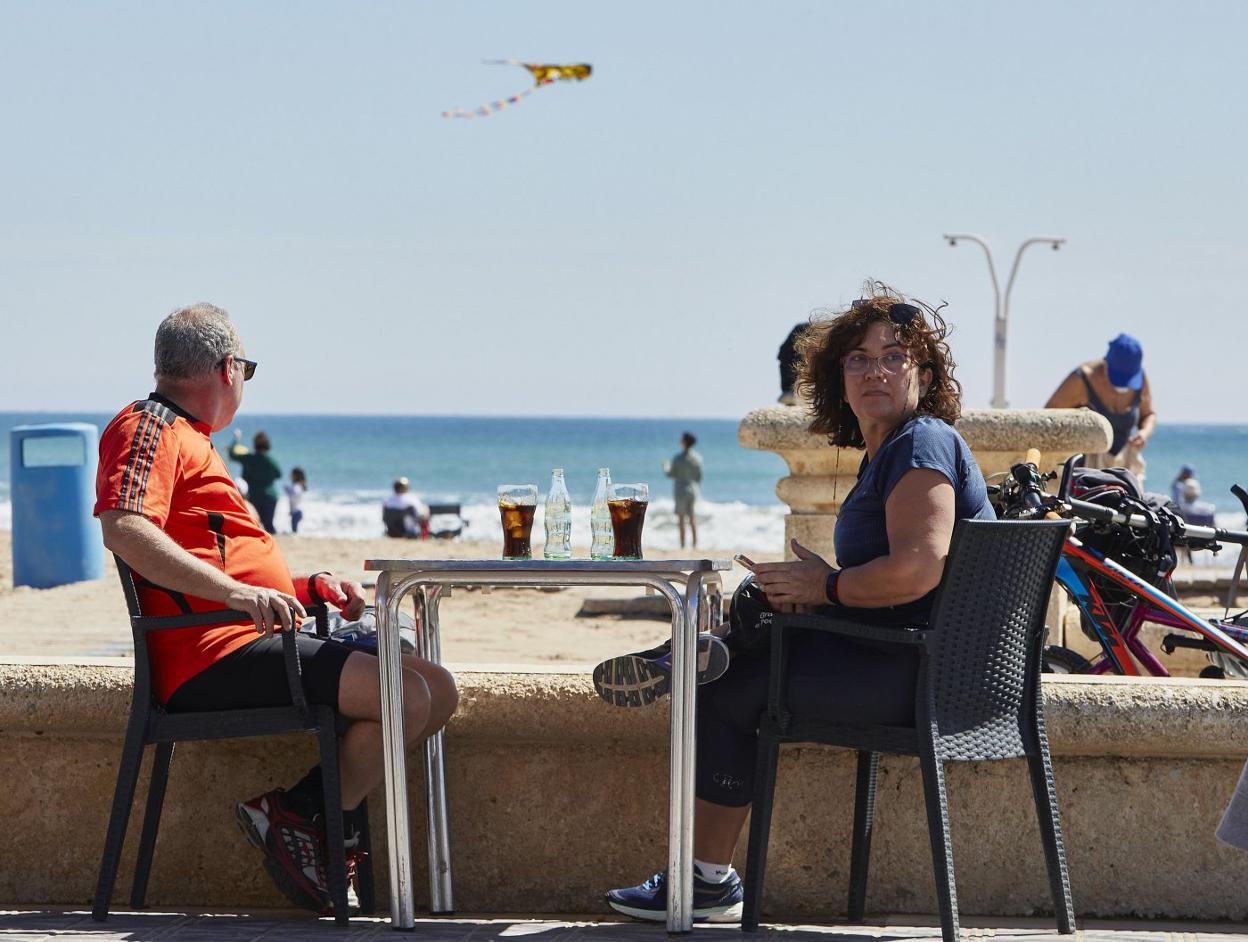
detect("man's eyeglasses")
[852,299,922,327]
[220,355,258,381]
[841,352,913,377]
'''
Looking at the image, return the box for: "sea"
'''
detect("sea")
[1,412,1244,552]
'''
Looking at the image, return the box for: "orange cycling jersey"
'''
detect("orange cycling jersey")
[94,394,296,704]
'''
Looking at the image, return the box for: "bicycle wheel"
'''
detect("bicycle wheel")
[1042,645,1094,675]
[1208,651,1248,679]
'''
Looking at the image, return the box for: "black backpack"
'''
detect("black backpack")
[1068,466,1179,585]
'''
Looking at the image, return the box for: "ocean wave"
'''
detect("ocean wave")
[1,496,1241,557]
[295,494,787,552]
[0,492,786,551]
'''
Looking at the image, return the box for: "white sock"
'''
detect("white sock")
[693,858,735,884]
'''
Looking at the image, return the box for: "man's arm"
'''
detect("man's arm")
[99,510,305,634]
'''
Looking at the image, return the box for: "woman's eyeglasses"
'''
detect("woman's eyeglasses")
[219,355,258,381]
[841,352,913,376]
[851,299,922,327]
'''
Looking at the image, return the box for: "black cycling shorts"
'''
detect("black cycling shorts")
[166,632,371,713]
[695,629,920,807]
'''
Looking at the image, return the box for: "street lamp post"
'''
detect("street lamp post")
[944,233,1066,408]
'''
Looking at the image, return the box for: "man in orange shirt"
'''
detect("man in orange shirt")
[95,303,457,912]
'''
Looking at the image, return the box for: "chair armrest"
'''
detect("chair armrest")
[771,612,928,646]
[132,606,326,722]
[132,609,255,633]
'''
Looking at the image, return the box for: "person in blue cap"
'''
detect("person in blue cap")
[1045,332,1156,483]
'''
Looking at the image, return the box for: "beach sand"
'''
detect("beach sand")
[0,532,773,665]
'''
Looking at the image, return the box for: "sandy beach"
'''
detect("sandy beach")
[0,531,773,665]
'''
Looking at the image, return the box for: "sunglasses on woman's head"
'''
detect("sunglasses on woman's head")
[851,299,921,327]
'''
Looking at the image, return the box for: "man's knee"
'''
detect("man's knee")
[424,664,458,726]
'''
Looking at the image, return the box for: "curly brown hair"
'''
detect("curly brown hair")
[795,281,963,447]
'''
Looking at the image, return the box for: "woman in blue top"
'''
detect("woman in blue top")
[605,285,994,923]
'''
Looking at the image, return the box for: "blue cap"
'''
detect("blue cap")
[1105,333,1144,390]
[1180,464,1196,477]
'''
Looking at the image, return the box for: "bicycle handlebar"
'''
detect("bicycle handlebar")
[1006,452,1248,547]
[1065,496,1248,547]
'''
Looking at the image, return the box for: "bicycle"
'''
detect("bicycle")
[991,450,1248,678]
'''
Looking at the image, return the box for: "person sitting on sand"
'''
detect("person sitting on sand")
[382,477,430,538]
[594,283,994,923]
[95,303,457,914]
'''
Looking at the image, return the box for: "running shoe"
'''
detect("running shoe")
[606,869,743,923]
[237,789,331,912]
[593,633,730,708]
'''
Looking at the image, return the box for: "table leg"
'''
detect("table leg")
[666,579,699,933]
[375,571,415,930]
[418,585,455,914]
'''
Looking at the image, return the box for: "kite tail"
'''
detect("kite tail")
[442,84,539,119]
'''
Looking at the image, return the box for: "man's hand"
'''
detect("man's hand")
[311,574,368,620]
[225,584,307,635]
[1129,431,1150,449]
[752,540,835,606]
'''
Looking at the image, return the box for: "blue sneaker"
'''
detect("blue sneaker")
[593,634,731,708]
[605,869,743,923]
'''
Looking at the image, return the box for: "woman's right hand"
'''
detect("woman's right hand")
[752,540,835,606]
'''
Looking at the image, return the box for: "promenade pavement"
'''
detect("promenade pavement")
[4,910,1247,942]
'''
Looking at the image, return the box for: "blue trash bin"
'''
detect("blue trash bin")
[10,423,104,588]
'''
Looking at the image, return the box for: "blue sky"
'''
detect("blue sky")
[2,1,1246,421]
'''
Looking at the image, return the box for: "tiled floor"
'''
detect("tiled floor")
[2,911,1246,942]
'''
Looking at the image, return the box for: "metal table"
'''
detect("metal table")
[364,558,730,933]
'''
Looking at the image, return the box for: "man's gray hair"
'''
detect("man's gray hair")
[153,303,242,381]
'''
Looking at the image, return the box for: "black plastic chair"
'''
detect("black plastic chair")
[92,556,375,924]
[742,519,1075,941]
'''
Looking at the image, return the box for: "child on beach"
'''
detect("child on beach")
[284,466,307,534]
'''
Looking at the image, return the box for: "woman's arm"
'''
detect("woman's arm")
[1131,375,1156,448]
[751,468,955,607]
[839,469,954,606]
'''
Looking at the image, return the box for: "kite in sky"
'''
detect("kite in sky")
[442,59,593,119]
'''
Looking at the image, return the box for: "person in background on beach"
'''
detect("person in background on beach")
[776,322,809,406]
[663,432,703,549]
[601,283,993,922]
[1171,464,1196,506]
[229,429,282,534]
[284,466,307,534]
[94,303,457,913]
[382,476,429,538]
[1045,333,1156,484]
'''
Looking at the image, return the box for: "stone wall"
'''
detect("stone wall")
[3,658,1248,920]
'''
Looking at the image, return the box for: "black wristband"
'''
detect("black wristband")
[306,571,333,605]
[825,568,842,605]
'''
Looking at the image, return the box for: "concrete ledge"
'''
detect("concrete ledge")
[4,660,1248,919]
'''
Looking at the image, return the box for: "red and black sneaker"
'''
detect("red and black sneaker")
[236,789,330,912]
